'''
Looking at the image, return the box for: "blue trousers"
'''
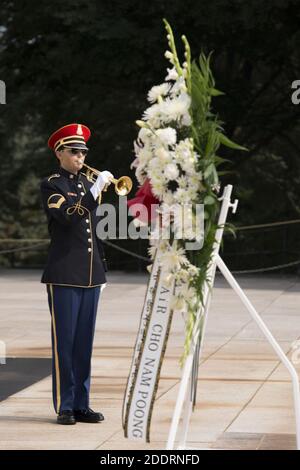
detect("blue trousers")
[46,284,101,413]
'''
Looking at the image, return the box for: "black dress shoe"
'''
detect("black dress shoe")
[74,408,104,423]
[57,410,76,425]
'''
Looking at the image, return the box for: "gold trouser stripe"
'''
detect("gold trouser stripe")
[49,284,61,413]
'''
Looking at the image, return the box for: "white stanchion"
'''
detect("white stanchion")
[166,185,300,451]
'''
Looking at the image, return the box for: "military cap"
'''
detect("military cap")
[48,123,91,151]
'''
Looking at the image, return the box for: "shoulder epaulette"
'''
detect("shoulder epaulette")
[48,174,61,182]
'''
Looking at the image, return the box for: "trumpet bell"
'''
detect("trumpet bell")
[115,176,133,196]
[82,163,133,197]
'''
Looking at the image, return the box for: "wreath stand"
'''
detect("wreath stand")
[166,185,300,450]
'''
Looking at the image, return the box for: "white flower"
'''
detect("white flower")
[138,147,153,166]
[148,157,161,172]
[155,147,172,163]
[143,103,162,122]
[170,77,187,97]
[147,83,171,103]
[165,67,178,81]
[165,51,174,62]
[148,245,157,259]
[130,157,139,169]
[164,163,179,180]
[182,112,192,126]
[160,243,189,272]
[155,127,177,146]
[138,127,152,143]
[163,190,176,205]
[162,272,175,287]
[135,165,147,185]
[151,179,166,199]
[176,286,198,308]
[174,188,192,204]
[171,296,186,312]
[160,93,191,123]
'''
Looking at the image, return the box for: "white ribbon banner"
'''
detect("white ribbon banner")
[123,249,175,442]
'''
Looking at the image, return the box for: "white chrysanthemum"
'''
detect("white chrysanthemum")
[138,147,153,166]
[176,286,198,308]
[150,223,171,243]
[188,265,199,277]
[147,83,171,103]
[176,175,188,188]
[181,112,192,126]
[165,67,178,81]
[160,93,191,123]
[171,296,186,312]
[189,173,202,187]
[138,127,152,143]
[162,272,175,287]
[143,103,162,122]
[163,190,176,205]
[160,243,189,272]
[155,127,177,146]
[170,76,187,97]
[177,151,196,175]
[155,147,172,164]
[174,269,190,283]
[174,188,192,204]
[151,179,166,199]
[148,245,157,260]
[130,157,139,169]
[164,163,179,181]
[148,157,161,170]
[135,165,147,185]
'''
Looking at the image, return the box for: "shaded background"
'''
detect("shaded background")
[0,0,299,273]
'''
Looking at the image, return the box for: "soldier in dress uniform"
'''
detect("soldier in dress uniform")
[41,123,114,425]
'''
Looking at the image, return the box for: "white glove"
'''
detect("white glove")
[90,170,114,200]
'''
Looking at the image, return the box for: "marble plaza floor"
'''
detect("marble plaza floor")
[0,269,299,450]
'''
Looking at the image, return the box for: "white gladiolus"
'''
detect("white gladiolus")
[165,67,179,81]
[170,77,187,97]
[165,50,174,61]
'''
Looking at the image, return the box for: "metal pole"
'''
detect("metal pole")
[217,254,300,450]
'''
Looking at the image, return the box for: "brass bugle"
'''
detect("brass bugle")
[82,163,133,196]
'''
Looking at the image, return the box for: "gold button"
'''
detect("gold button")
[78,184,82,188]
[87,228,90,233]
[88,238,92,243]
[88,248,92,253]
[80,192,84,196]
[85,219,89,223]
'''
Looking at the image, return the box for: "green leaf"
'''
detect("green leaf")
[204,163,214,178]
[210,88,225,96]
[204,195,216,205]
[219,133,248,151]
